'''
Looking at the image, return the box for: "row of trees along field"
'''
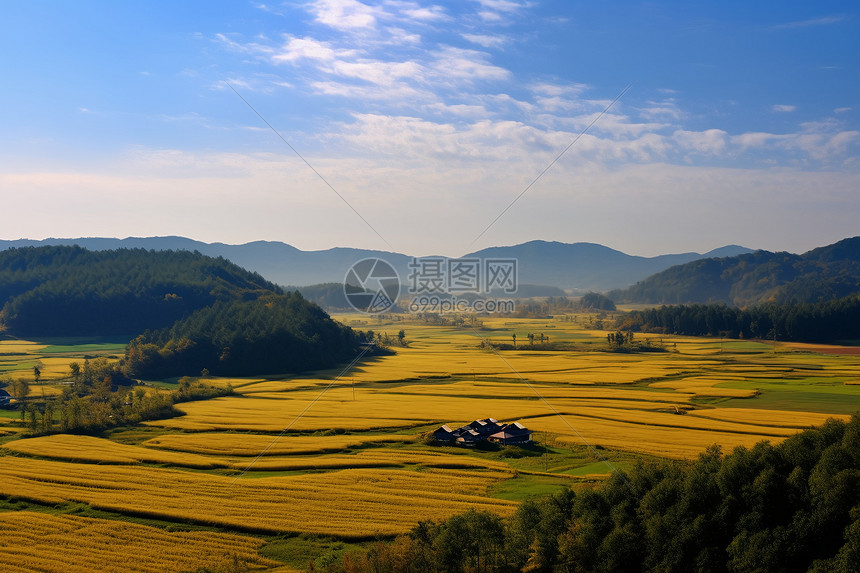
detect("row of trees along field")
[123,292,366,378]
[11,358,231,434]
[512,293,617,318]
[319,416,860,573]
[0,246,281,336]
[618,294,860,342]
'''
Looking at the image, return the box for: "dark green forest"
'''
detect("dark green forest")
[0,246,366,378]
[618,294,860,342]
[610,237,860,306]
[123,293,364,378]
[319,416,860,573]
[0,246,281,336]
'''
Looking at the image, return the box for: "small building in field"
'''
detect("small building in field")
[488,422,534,445]
[432,418,532,447]
[456,429,482,446]
[432,424,456,443]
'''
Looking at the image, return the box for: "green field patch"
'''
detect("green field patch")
[564,460,618,476]
[488,473,576,501]
[40,343,127,355]
[261,535,363,570]
[718,377,860,414]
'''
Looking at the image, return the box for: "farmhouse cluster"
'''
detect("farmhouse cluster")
[432,418,534,446]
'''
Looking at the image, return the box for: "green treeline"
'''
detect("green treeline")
[0,246,281,336]
[513,293,616,317]
[320,416,860,573]
[123,292,364,378]
[619,294,860,342]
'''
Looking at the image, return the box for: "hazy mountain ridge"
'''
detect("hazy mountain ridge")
[0,237,754,292]
[610,237,860,306]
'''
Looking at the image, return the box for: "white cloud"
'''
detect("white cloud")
[731,132,786,149]
[272,36,356,62]
[385,27,421,44]
[212,1,859,180]
[330,59,424,85]
[835,107,852,114]
[528,83,590,114]
[637,102,683,121]
[215,32,274,56]
[673,129,728,155]
[427,46,510,82]
[728,120,859,162]
[461,33,507,48]
[475,0,530,13]
[478,10,502,22]
[308,0,381,31]
[402,5,448,21]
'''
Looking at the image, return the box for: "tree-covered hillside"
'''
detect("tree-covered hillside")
[610,237,860,306]
[0,246,365,378]
[0,246,281,336]
[124,293,363,378]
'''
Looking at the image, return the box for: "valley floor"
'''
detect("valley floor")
[1,314,859,571]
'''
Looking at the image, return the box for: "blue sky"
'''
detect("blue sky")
[1,1,858,257]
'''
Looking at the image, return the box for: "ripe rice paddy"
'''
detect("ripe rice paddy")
[0,511,279,573]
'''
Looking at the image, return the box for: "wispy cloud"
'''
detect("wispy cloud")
[474,0,531,23]
[214,0,859,181]
[461,33,507,48]
[475,0,531,13]
[307,0,381,31]
[401,4,449,22]
[771,15,845,30]
[271,36,357,62]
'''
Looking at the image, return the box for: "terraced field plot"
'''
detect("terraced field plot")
[0,511,279,573]
[0,456,516,537]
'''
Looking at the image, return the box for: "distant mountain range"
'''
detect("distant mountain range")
[0,237,753,293]
[610,237,860,306]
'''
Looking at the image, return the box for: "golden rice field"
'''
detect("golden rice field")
[142,431,415,456]
[4,434,510,472]
[0,456,516,537]
[0,511,279,573]
[3,434,223,468]
[2,314,860,569]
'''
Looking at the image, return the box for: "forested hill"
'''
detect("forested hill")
[124,293,361,378]
[0,246,282,336]
[610,237,860,306]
